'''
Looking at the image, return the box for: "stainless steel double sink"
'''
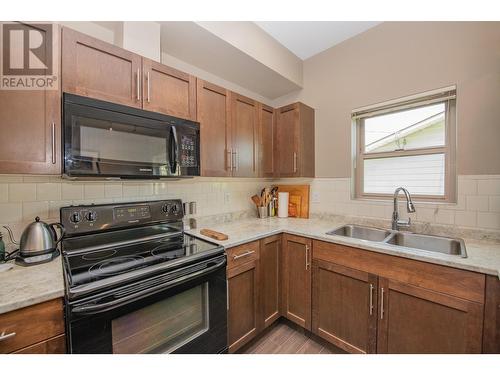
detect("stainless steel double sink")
[326,224,467,258]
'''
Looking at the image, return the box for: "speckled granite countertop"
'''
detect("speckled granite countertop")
[1,217,499,316]
[186,217,500,279]
[0,256,64,314]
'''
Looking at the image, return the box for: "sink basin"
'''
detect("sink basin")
[327,225,391,242]
[384,232,467,258]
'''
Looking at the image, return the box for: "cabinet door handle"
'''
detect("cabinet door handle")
[232,149,238,171]
[227,148,233,171]
[146,71,151,103]
[232,250,255,260]
[369,283,374,316]
[380,287,385,320]
[305,244,310,270]
[293,152,297,173]
[137,68,141,101]
[0,331,16,342]
[226,280,229,311]
[51,122,56,164]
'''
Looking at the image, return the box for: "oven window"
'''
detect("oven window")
[74,116,168,164]
[111,283,209,354]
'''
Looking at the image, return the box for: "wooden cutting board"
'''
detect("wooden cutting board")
[276,185,310,219]
[200,229,229,241]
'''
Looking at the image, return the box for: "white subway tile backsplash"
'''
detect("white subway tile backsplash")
[0,184,8,202]
[434,209,455,225]
[477,179,500,196]
[104,183,123,198]
[36,183,62,201]
[477,212,500,230]
[84,184,105,199]
[0,203,23,223]
[8,183,36,202]
[455,211,477,228]
[62,183,84,200]
[22,201,49,221]
[489,196,500,213]
[466,196,489,212]
[49,200,72,219]
[457,178,477,195]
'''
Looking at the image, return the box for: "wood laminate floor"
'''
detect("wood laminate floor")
[238,320,346,354]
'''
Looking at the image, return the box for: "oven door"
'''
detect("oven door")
[66,255,227,354]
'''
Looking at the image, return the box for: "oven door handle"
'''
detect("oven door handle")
[71,257,226,316]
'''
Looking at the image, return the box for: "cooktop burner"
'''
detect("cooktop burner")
[89,255,145,276]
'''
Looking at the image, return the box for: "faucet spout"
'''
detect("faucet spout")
[392,187,416,231]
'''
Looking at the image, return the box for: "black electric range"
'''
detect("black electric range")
[60,200,227,354]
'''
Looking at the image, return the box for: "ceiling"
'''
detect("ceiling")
[254,21,381,60]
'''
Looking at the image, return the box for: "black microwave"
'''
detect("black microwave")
[63,93,200,179]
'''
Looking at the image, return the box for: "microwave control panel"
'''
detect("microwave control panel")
[180,135,198,168]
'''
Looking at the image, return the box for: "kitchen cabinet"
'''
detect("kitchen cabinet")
[276,102,315,178]
[0,298,65,354]
[62,27,142,108]
[0,23,61,175]
[312,259,378,353]
[312,240,485,354]
[227,241,260,353]
[196,80,232,177]
[142,58,197,120]
[377,277,483,353]
[259,235,281,329]
[62,28,197,121]
[258,103,277,178]
[282,234,312,330]
[231,93,259,177]
[482,275,500,353]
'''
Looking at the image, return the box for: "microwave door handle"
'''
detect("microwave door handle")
[170,126,179,174]
[71,257,226,316]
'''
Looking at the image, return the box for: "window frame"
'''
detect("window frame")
[353,88,457,203]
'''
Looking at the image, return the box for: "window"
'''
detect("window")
[353,87,456,201]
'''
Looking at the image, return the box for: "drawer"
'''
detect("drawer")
[226,241,260,270]
[13,334,66,354]
[0,299,65,353]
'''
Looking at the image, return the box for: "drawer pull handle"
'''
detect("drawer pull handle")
[380,287,385,320]
[232,250,255,260]
[0,331,16,342]
[369,283,374,316]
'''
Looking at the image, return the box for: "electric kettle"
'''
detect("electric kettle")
[3,217,65,266]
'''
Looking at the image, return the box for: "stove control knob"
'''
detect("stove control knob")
[86,211,97,222]
[162,203,170,213]
[70,212,81,223]
[171,204,179,214]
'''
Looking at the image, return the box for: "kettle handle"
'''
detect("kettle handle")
[50,223,65,246]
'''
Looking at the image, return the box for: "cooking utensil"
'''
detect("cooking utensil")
[251,195,262,207]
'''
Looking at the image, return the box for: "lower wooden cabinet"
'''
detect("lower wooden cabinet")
[227,242,260,353]
[260,235,281,329]
[377,278,483,353]
[282,234,312,330]
[312,259,378,353]
[483,275,500,353]
[0,298,65,354]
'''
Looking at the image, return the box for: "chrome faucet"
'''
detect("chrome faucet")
[392,187,416,230]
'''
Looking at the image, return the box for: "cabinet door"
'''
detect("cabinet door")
[259,104,276,178]
[227,260,260,353]
[231,93,258,177]
[282,234,311,330]
[0,23,61,175]
[196,80,231,177]
[142,59,196,120]
[312,260,378,353]
[260,235,281,329]
[483,275,500,353]
[276,104,298,177]
[377,278,483,353]
[62,27,142,107]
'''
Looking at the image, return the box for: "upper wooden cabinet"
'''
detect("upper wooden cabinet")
[0,23,61,175]
[282,234,312,330]
[259,104,277,178]
[142,59,196,120]
[231,93,259,177]
[276,103,315,177]
[197,80,232,177]
[62,27,142,108]
[62,28,197,120]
